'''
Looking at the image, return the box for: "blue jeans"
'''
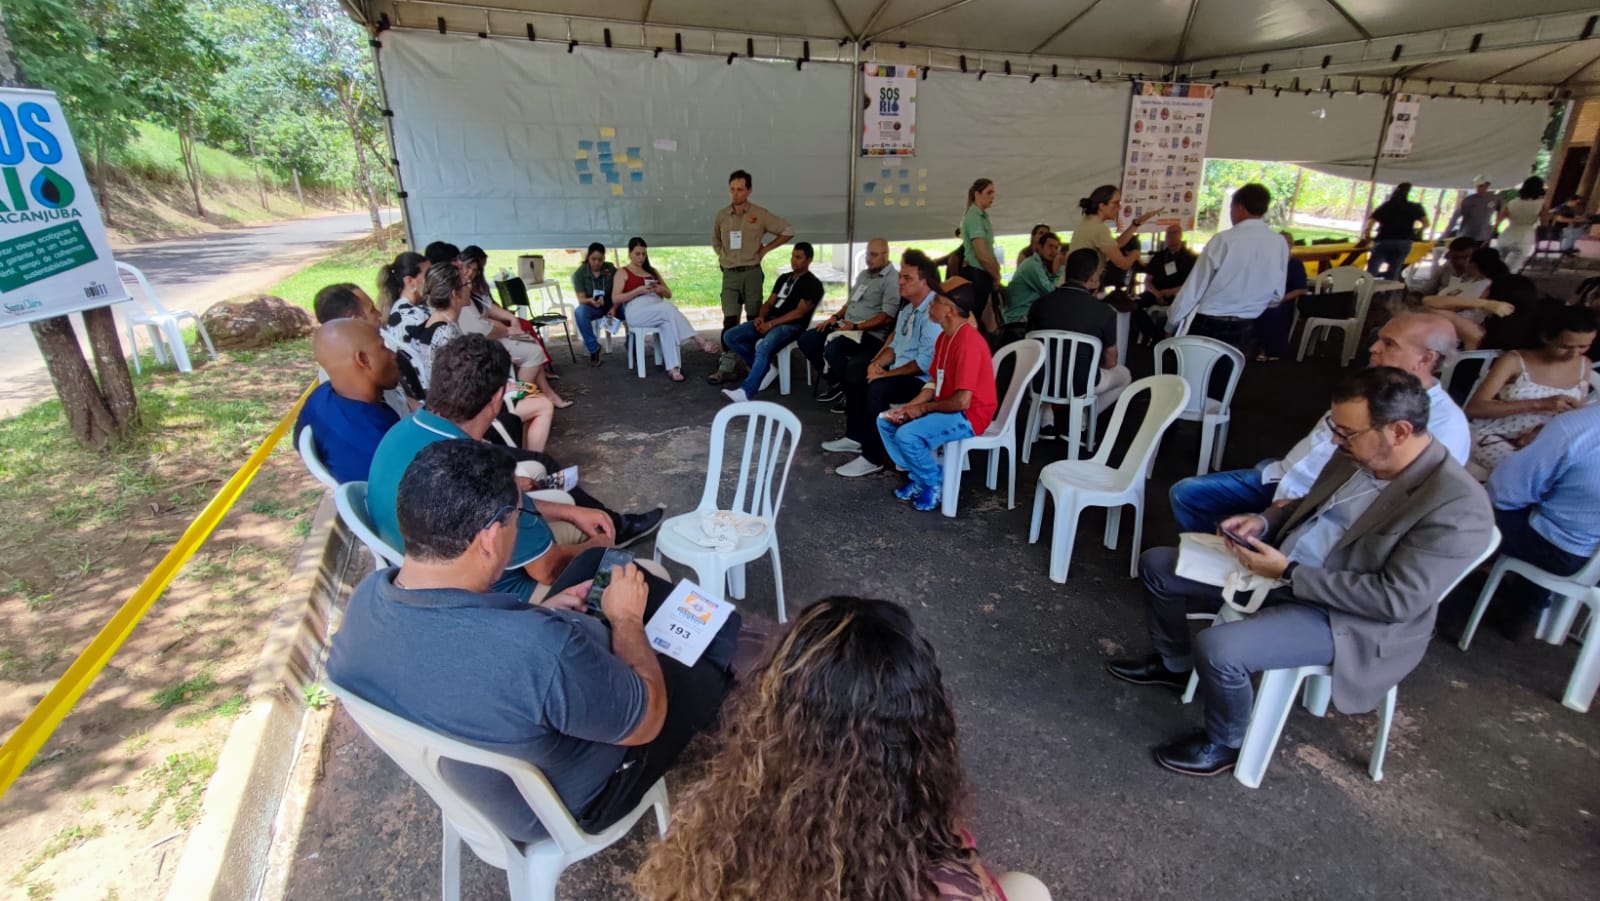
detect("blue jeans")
[1366,238,1412,279]
[574,302,616,355]
[1561,227,1584,253]
[726,321,804,397]
[1168,464,1276,534]
[877,411,974,490]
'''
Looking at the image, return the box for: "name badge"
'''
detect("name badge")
[1164,261,1178,276]
[935,369,945,394]
[592,289,605,298]
[644,579,735,667]
[728,228,744,251]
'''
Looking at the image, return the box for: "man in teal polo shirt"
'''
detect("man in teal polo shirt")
[1003,230,1060,327]
[368,335,616,600]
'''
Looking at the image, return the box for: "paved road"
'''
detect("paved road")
[0,210,394,417]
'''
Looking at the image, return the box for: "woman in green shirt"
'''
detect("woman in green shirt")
[958,179,1001,303]
[1068,185,1157,288]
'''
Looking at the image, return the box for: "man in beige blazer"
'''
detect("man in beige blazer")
[1108,367,1495,776]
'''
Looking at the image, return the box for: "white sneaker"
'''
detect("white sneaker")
[836,455,883,478]
[722,388,750,403]
[821,436,862,454]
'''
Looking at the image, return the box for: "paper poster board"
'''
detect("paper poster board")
[0,88,127,328]
[861,64,917,157]
[1382,94,1421,159]
[1119,81,1214,231]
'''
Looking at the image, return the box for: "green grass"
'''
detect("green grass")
[12,823,104,884]
[138,750,218,828]
[177,694,247,728]
[150,672,219,711]
[108,122,282,189]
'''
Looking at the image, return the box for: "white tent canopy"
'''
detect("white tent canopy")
[342,0,1582,248]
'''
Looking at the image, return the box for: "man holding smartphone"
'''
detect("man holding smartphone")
[330,439,739,841]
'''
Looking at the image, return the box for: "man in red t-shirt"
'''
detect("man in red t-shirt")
[877,279,998,512]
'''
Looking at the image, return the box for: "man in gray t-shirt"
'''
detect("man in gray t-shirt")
[328,440,737,842]
[797,237,901,402]
[1447,178,1504,243]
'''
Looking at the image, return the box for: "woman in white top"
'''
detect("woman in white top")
[1067,185,1158,288]
[1496,176,1548,273]
[612,237,720,382]
[455,245,569,408]
[1465,304,1596,478]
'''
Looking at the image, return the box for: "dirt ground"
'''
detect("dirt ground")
[0,340,318,901]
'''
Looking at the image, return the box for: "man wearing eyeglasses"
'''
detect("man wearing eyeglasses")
[329,439,738,842]
[366,335,664,602]
[1107,367,1494,777]
[1168,313,1471,534]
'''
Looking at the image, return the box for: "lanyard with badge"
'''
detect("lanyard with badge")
[728,208,747,251]
[932,321,967,394]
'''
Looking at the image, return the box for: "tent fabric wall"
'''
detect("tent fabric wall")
[383,31,851,249]
[1208,89,1548,188]
[854,75,1129,243]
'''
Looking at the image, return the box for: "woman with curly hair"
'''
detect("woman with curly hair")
[635,596,1050,901]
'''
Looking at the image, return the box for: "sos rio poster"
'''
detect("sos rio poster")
[861,64,917,157]
[0,88,127,328]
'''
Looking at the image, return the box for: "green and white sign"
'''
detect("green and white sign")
[0,88,127,327]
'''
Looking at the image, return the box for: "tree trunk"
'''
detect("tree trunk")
[291,167,305,208]
[30,317,121,451]
[179,115,204,217]
[339,83,384,242]
[247,133,268,211]
[82,308,138,433]
[94,135,111,226]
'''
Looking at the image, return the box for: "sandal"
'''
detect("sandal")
[669,368,686,382]
[700,342,722,355]
[552,399,575,409]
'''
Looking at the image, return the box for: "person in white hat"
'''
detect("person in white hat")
[1446,176,1503,244]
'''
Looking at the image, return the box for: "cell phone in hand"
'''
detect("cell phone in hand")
[584,548,636,617]
[1219,524,1253,547]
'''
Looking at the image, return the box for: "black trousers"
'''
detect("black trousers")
[546,548,740,833]
[844,372,926,464]
[1188,313,1257,357]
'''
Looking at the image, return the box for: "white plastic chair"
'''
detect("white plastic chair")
[1228,529,1500,788]
[334,481,404,570]
[624,326,663,378]
[296,426,339,490]
[1154,336,1246,475]
[116,261,218,374]
[938,339,1044,518]
[1460,540,1600,713]
[1028,375,1190,582]
[1022,330,1104,463]
[654,401,801,623]
[1438,349,1499,405]
[325,678,670,901]
[1294,267,1374,367]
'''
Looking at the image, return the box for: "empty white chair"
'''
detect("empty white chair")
[1022,329,1103,463]
[326,678,669,901]
[1437,349,1499,405]
[654,401,800,622]
[116,261,218,374]
[1460,541,1600,713]
[334,481,403,570]
[297,425,339,490]
[938,339,1044,517]
[1295,267,1374,367]
[1028,375,1189,582]
[1154,336,1246,475]
[624,326,663,379]
[1231,529,1500,788]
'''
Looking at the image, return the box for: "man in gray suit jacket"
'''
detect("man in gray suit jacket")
[1109,367,1494,776]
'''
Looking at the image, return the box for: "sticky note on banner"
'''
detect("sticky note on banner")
[919,168,928,178]
[579,140,594,150]
[579,173,594,185]
[916,198,926,207]
[575,159,589,172]
[575,150,588,160]
[600,127,616,138]
[918,184,927,193]
[629,159,643,170]
[863,182,876,194]
[598,141,612,153]
[612,184,624,196]
[605,170,620,184]
[626,146,641,158]
[631,171,644,183]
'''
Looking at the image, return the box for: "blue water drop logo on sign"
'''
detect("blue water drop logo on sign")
[30,167,73,208]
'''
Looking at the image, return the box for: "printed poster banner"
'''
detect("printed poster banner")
[861,64,917,157]
[1382,93,1421,159]
[1120,81,1214,232]
[0,88,127,328]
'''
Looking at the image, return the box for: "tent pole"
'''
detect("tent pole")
[846,42,862,287]
[1361,92,1397,229]
[369,33,416,249]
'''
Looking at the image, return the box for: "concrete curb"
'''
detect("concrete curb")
[163,493,364,901]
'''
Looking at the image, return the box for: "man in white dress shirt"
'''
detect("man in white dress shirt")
[1169,313,1471,533]
[1167,183,1289,357]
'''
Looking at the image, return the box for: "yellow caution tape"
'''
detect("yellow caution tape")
[0,381,316,799]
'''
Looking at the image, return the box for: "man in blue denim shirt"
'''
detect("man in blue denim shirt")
[827,250,943,479]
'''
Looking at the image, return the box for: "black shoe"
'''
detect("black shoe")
[815,385,844,404]
[615,507,666,549]
[707,370,737,386]
[1037,423,1058,440]
[589,351,602,367]
[829,400,847,414]
[1106,654,1191,691]
[1153,729,1239,777]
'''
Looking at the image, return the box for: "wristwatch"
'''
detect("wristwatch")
[1282,562,1299,586]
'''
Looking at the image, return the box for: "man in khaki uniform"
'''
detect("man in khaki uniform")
[710,169,794,383]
